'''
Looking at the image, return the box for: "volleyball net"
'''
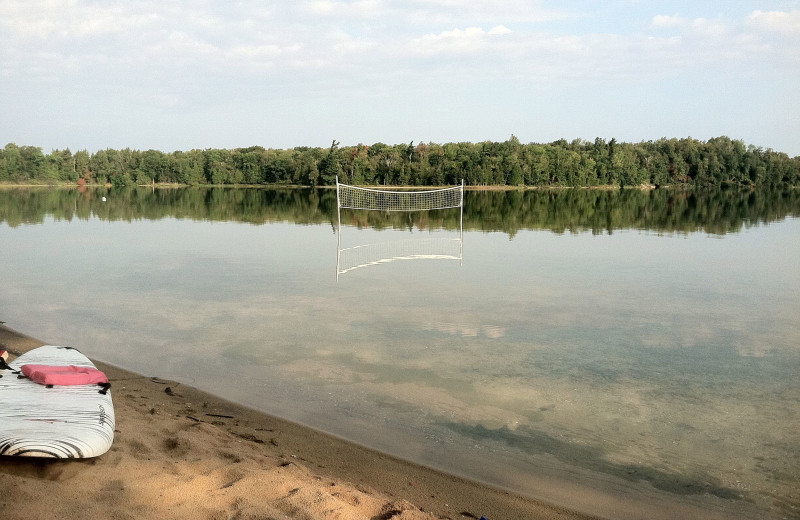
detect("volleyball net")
[335,177,465,278]
[336,180,464,212]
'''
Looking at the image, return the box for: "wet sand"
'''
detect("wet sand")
[0,323,597,520]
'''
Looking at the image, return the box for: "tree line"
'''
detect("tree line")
[2,135,798,188]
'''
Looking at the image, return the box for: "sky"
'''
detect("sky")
[1,0,799,156]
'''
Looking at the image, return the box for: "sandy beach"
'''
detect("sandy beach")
[0,323,597,520]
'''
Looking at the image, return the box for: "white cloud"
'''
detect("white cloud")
[488,25,513,35]
[410,25,513,56]
[1,1,798,155]
[412,27,487,55]
[689,17,728,38]
[2,2,794,88]
[0,0,158,39]
[325,28,378,58]
[165,31,217,55]
[643,10,800,69]
[436,27,485,39]
[650,15,687,29]
[303,0,384,18]
[748,9,800,35]
[404,0,570,25]
[306,0,336,15]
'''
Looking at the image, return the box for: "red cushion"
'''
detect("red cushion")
[20,364,108,386]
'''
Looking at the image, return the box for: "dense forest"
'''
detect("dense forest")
[1,136,799,188]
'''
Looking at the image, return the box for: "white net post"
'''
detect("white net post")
[336,176,342,271]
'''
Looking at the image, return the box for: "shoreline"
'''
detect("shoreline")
[0,323,597,520]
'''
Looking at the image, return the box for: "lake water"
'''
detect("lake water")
[1,187,799,519]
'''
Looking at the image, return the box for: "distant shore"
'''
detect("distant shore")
[0,322,596,520]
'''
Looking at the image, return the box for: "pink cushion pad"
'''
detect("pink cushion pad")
[20,364,109,386]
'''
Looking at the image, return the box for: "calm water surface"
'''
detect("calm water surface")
[1,187,798,519]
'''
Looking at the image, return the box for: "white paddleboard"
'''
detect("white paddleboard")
[0,345,114,458]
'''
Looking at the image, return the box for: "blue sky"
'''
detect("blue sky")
[1,0,798,156]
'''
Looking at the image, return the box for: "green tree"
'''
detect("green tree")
[318,140,342,185]
[138,149,169,184]
[43,149,75,182]
[89,150,113,184]
[73,150,91,182]
[293,147,322,186]
[169,150,205,185]
[204,149,237,184]
[233,147,264,184]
